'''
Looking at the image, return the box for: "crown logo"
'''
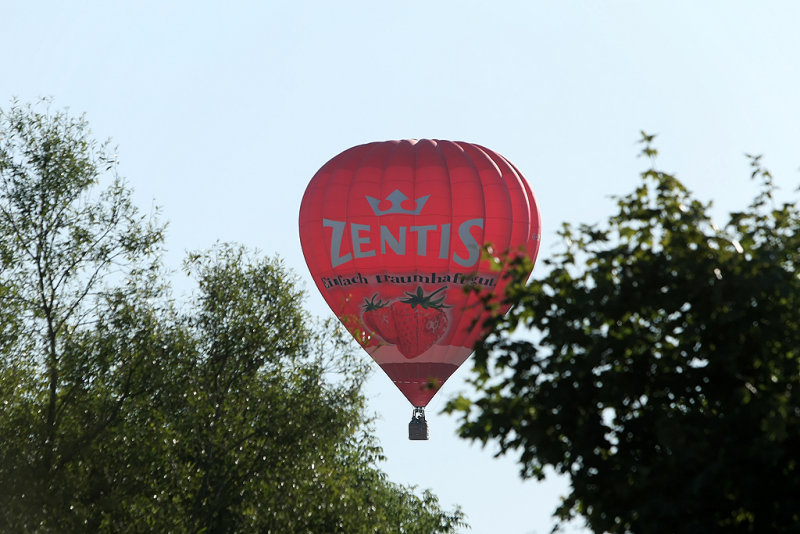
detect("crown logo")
[366,189,430,216]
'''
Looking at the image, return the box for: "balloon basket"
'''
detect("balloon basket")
[408,407,429,440]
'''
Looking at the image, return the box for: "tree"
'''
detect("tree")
[156,245,467,534]
[0,101,465,533]
[0,99,168,532]
[447,134,800,533]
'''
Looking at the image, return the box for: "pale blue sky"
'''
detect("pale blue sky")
[4,2,800,532]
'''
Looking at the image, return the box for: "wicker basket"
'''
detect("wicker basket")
[408,407,429,440]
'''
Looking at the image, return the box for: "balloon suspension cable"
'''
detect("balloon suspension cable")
[408,406,429,440]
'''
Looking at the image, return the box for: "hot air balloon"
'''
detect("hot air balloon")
[299,139,540,439]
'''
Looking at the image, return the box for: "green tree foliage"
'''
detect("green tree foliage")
[447,134,800,533]
[0,99,167,531]
[0,101,465,533]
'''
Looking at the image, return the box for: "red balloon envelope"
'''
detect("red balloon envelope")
[299,139,541,408]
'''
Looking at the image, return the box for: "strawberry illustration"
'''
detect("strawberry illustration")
[362,293,398,344]
[390,286,450,359]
